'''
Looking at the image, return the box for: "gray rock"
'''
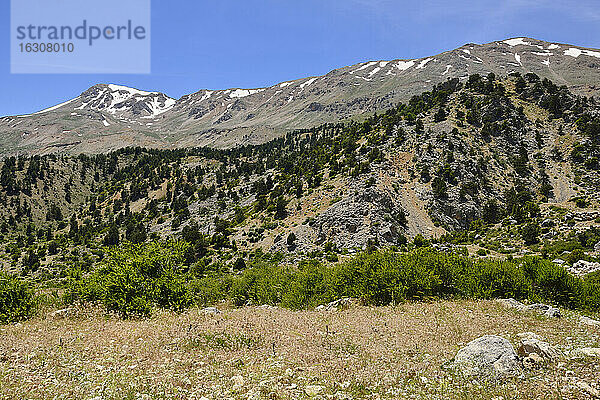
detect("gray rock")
[317,297,357,311]
[516,332,563,361]
[308,182,407,250]
[498,299,562,318]
[496,298,526,311]
[524,303,562,318]
[595,241,600,253]
[522,353,544,369]
[580,316,600,327]
[257,304,278,310]
[569,260,600,276]
[201,307,221,315]
[453,335,521,378]
[543,307,562,318]
[570,348,600,358]
[47,308,75,319]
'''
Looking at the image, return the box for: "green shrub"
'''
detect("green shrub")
[66,241,599,318]
[232,261,293,307]
[102,261,153,318]
[0,273,36,324]
[582,271,600,311]
[521,257,584,308]
[189,274,233,306]
[66,241,190,318]
[281,260,334,309]
[463,260,530,300]
[521,223,540,245]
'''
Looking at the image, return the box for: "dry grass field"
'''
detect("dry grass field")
[1,300,599,399]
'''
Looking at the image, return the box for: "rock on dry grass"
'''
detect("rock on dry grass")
[0,300,598,399]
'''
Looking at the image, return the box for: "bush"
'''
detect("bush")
[66,241,191,318]
[189,274,233,306]
[0,273,36,324]
[286,232,296,247]
[582,271,600,311]
[66,241,599,318]
[521,257,583,309]
[231,261,292,307]
[281,260,334,309]
[521,223,540,245]
[463,259,530,300]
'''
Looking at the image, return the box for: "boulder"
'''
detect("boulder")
[570,348,600,358]
[543,307,562,318]
[316,297,357,311]
[496,298,526,311]
[523,303,562,318]
[201,307,221,315]
[569,260,600,276]
[257,304,278,310]
[47,308,76,319]
[522,353,544,369]
[496,299,561,318]
[304,385,325,397]
[580,316,600,327]
[516,332,563,361]
[453,335,521,378]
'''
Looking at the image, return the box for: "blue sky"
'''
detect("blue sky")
[1,0,599,116]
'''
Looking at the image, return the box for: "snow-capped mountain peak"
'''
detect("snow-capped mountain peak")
[78,84,176,118]
[2,37,600,156]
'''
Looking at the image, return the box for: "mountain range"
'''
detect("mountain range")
[2,37,600,156]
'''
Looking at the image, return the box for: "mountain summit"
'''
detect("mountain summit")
[1,37,599,155]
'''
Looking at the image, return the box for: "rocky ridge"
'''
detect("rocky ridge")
[2,37,600,155]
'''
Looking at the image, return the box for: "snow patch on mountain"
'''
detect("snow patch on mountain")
[514,53,522,65]
[503,38,544,50]
[351,61,378,74]
[300,77,318,89]
[504,38,530,47]
[85,84,178,117]
[416,58,433,70]
[200,91,213,101]
[368,67,381,77]
[532,51,553,57]
[396,60,415,71]
[564,48,600,59]
[148,97,176,116]
[107,84,157,96]
[229,88,265,99]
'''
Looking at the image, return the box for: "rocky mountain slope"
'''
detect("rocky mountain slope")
[0,72,599,279]
[2,37,600,156]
